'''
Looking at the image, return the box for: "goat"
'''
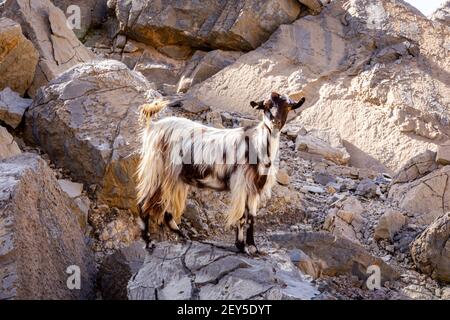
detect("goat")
[136,92,306,253]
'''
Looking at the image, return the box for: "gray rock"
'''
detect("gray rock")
[127,241,318,300]
[355,178,378,198]
[0,153,96,299]
[0,88,32,128]
[313,173,336,186]
[410,213,450,283]
[99,241,148,300]
[270,231,400,284]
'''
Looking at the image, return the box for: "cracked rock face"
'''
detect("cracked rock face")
[389,166,450,226]
[113,0,301,52]
[0,153,96,299]
[411,212,450,283]
[25,59,160,211]
[0,17,38,96]
[1,0,95,97]
[127,241,318,300]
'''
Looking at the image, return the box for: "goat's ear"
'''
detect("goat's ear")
[291,97,306,110]
[250,101,265,110]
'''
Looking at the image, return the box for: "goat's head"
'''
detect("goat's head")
[250,92,306,131]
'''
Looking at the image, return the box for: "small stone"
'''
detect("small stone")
[374,210,406,241]
[301,185,325,194]
[313,172,336,185]
[276,168,290,186]
[57,179,83,198]
[0,88,32,128]
[355,178,378,198]
[436,145,450,165]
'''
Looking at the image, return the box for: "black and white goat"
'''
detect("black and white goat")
[136,92,306,253]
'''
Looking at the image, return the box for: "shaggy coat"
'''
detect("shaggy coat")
[136,92,305,252]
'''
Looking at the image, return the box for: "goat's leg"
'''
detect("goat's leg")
[235,216,246,253]
[164,212,189,241]
[245,195,259,255]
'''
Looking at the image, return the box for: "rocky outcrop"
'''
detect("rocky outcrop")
[190,0,450,173]
[0,17,38,96]
[0,87,32,128]
[113,0,302,53]
[1,0,95,96]
[24,60,160,211]
[270,231,400,284]
[410,213,450,283]
[52,0,108,39]
[0,126,21,160]
[389,166,450,226]
[431,1,450,26]
[0,153,95,299]
[177,50,242,93]
[127,241,318,300]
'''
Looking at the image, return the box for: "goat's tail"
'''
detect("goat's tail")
[139,99,170,126]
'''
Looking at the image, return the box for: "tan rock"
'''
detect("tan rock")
[0,153,95,299]
[113,0,301,52]
[2,0,95,97]
[276,168,290,186]
[0,126,21,160]
[296,134,350,165]
[389,166,450,225]
[298,0,322,13]
[374,210,406,241]
[0,18,38,96]
[392,150,437,184]
[436,145,450,165]
[25,60,160,211]
[410,212,450,283]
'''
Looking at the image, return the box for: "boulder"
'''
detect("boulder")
[127,241,318,300]
[0,153,95,299]
[99,241,147,300]
[0,88,32,128]
[270,231,400,284]
[389,166,450,225]
[177,50,242,93]
[392,150,437,184]
[355,178,378,198]
[431,1,450,27]
[52,0,108,39]
[57,179,84,198]
[410,213,450,283]
[190,0,450,173]
[295,134,350,165]
[113,0,301,52]
[436,144,450,165]
[323,197,366,244]
[1,0,95,97]
[0,126,21,160]
[25,60,160,211]
[298,0,323,13]
[374,209,407,241]
[0,18,38,96]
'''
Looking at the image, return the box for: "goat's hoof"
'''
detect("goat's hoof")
[235,241,246,253]
[244,245,260,256]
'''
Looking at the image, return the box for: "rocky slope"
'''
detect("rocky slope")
[0,0,449,300]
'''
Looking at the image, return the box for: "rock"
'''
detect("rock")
[52,0,108,39]
[410,213,450,283]
[1,0,95,96]
[298,0,323,13]
[323,197,365,244]
[177,50,242,93]
[24,60,161,211]
[355,178,378,198]
[127,241,318,300]
[190,0,449,173]
[288,249,319,279]
[206,111,223,128]
[57,179,84,198]
[436,145,450,165]
[270,231,399,284]
[173,95,210,114]
[0,153,95,299]
[0,18,38,96]
[295,134,350,165]
[389,166,450,225]
[113,0,301,52]
[392,150,437,184]
[276,168,290,186]
[402,284,437,300]
[0,126,21,160]
[73,195,90,232]
[374,209,406,241]
[99,241,148,300]
[0,88,32,128]
[301,185,325,194]
[313,172,336,186]
[431,1,450,27]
